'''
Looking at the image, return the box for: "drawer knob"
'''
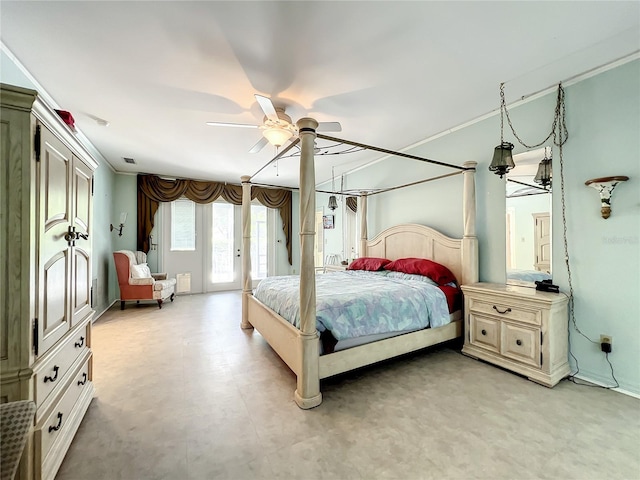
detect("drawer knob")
[516,339,522,346]
[78,373,88,386]
[48,412,63,433]
[44,366,59,383]
[481,329,487,336]
[75,336,85,348]
[493,305,512,314]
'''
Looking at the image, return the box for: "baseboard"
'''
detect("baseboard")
[572,373,640,399]
[92,299,118,322]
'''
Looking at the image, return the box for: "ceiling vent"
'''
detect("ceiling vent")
[123,157,136,164]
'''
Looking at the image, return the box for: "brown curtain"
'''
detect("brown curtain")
[137,174,293,264]
[346,196,358,213]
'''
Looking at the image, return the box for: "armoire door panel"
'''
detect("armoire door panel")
[72,156,92,234]
[38,124,73,355]
[71,247,91,327]
[41,132,71,231]
[40,252,70,353]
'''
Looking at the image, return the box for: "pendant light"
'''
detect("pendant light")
[489,83,515,178]
[533,147,552,189]
[328,167,338,211]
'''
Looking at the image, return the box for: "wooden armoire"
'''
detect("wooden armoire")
[1,83,96,480]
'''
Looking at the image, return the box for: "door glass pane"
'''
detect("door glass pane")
[251,205,267,279]
[171,199,195,251]
[211,203,234,283]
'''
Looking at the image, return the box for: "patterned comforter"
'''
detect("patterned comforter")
[252,270,451,341]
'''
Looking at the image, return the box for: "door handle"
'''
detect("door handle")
[64,226,76,247]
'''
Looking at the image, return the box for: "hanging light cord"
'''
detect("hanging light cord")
[502,82,618,389]
[500,82,568,149]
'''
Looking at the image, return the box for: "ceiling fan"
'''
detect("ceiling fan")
[206,94,342,153]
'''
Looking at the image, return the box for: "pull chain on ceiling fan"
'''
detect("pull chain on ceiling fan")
[206,94,342,153]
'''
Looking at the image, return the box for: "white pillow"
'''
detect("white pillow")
[131,263,152,279]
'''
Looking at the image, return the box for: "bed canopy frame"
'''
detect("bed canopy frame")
[240,117,478,409]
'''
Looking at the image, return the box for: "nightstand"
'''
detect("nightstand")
[461,282,569,387]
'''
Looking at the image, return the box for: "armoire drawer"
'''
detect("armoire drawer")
[35,354,92,473]
[33,322,90,414]
[468,298,541,326]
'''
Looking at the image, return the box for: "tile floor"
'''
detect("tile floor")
[55,292,640,480]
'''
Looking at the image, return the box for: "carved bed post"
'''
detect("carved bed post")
[462,161,479,285]
[359,192,368,257]
[241,175,253,329]
[295,117,322,409]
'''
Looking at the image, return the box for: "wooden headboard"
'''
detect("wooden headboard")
[365,223,465,285]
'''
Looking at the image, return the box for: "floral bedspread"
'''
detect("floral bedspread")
[253,270,450,341]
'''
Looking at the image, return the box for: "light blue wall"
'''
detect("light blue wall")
[92,161,117,315]
[339,60,640,394]
[556,61,639,392]
[110,174,138,294]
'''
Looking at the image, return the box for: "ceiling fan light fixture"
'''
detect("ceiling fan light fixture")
[262,127,293,147]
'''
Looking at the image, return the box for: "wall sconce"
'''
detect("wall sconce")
[585,176,629,219]
[110,212,127,236]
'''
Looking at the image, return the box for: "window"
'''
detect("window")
[171,199,196,251]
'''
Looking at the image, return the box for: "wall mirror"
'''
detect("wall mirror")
[505,147,552,287]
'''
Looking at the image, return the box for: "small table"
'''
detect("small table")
[1,400,36,480]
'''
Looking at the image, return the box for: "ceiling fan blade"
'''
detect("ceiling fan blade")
[249,136,269,154]
[255,94,279,122]
[206,121,259,128]
[317,122,342,133]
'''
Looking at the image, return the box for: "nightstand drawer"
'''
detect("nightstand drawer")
[469,314,500,353]
[468,298,541,326]
[501,322,541,368]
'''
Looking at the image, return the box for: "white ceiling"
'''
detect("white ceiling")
[1,1,639,189]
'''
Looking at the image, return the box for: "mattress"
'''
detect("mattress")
[253,270,460,353]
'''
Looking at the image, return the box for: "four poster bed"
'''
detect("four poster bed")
[240,118,478,409]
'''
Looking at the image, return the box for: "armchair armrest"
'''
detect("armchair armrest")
[152,273,168,280]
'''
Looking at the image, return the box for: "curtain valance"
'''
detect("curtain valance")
[346,196,358,213]
[137,174,292,265]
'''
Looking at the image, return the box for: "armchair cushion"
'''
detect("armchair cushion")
[131,263,152,278]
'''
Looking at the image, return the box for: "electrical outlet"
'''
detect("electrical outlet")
[600,334,613,353]
[600,334,612,345]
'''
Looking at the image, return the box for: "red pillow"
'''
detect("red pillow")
[384,257,457,285]
[347,257,391,271]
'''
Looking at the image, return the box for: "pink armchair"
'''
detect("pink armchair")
[113,250,176,309]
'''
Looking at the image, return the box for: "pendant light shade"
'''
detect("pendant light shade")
[534,157,552,188]
[489,142,515,178]
[328,195,338,211]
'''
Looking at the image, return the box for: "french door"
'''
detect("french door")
[162,200,270,293]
